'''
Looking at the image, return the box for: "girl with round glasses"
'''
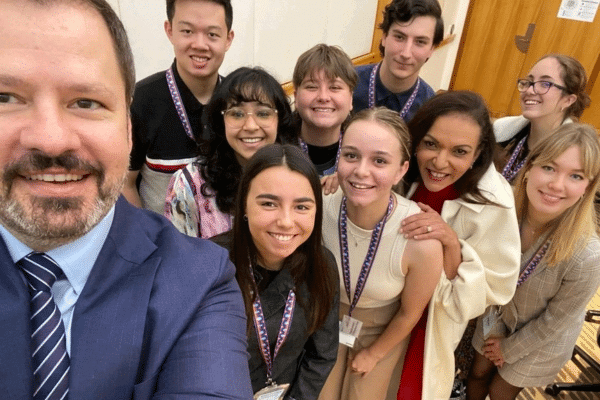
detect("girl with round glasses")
[467,123,600,400]
[495,54,590,182]
[165,67,297,238]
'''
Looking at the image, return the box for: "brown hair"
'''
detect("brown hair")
[379,0,444,56]
[538,54,590,120]
[513,123,600,265]
[231,144,336,334]
[293,44,358,92]
[403,91,497,205]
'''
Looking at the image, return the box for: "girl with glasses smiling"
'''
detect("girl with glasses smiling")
[495,54,590,182]
[165,67,298,238]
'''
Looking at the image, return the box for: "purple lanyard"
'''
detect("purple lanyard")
[166,67,195,141]
[338,195,394,316]
[517,240,549,288]
[250,267,296,382]
[368,62,421,120]
[501,136,528,183]
[299,133,343,172]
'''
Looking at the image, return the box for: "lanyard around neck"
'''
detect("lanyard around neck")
[249,264,296,381]
[166,67,195,141]
[368,62,421,120]
[338,195,394,316]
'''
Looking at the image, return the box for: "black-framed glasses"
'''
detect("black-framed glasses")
[516,79,568,94]
[221,107,278,128]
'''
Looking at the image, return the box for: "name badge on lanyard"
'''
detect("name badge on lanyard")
[337,195,393,347]
[250,264,296,400]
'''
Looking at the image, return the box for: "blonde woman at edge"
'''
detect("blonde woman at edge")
[468,123,600,400]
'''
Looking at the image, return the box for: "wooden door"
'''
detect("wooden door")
[451,0,600,129]
[451,0,543,117]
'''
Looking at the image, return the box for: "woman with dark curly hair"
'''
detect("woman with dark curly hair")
[165,66,298,238]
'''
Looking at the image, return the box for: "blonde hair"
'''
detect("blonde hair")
[513,123,600,265]
[345,107,412,164]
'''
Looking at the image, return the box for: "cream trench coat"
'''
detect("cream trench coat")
[406,164,521,400]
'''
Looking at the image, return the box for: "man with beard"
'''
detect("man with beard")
[0,0,252,399]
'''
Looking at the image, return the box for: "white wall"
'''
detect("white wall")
[113,0,375,82]
[419,0,471,91]
[109,0,470,90]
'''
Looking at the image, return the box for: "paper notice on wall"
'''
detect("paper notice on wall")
[557,0,599,22]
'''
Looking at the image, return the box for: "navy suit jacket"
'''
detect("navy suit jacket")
[0,197,253,399]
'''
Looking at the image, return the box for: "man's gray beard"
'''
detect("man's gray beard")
[0,173,125,250]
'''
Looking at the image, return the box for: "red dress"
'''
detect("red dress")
[397,183,459,400]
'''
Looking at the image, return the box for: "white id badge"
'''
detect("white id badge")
[254,383,289,400]
[339,315,363,348]
[482,307,499,339]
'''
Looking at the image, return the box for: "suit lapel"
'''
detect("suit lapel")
[69,198,161,400]
[0,237,34,399]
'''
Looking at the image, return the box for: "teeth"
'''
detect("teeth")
[191,56,208,62]
[524,100,540,105]
[28,174,84,182]
[429,171,446,178]
[351,182,371,189]
[242,138,262,143]
[271,233,294,241]
[313,108,333,112]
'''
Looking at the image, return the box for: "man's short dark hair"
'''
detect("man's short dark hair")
[379,0,444,57]
[29,0,135,104]
[166,0,233,31]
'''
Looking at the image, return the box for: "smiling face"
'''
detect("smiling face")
[380,16,436,91]
[337,119,408,214]
[416,113,481,192]
[165,0,233,85]
[0,0,131,251]
[245,165,316,270]
[294,69,353,139]
[224,101,279,165]
[520,57,576,125]
[526,145,589,224]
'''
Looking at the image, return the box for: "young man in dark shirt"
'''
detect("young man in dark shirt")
[353,0,444,122]
[123,0,234,214]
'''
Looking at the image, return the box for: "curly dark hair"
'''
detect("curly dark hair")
[199,67,297,214]
[379,0,444,57]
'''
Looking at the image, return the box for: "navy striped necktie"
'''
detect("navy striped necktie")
[19,252,70,400]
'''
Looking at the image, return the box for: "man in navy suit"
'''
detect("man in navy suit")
[0,0,252,398]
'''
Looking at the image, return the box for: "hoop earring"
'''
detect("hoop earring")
[243,214,248,221]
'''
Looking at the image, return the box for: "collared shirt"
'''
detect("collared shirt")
[352,63,435,122]
[130,60,209,172]
[0,206,115,354]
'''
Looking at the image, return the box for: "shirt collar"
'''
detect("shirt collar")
[171,60,220,111]
[375,66,419,100]
[0,206,116,295]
